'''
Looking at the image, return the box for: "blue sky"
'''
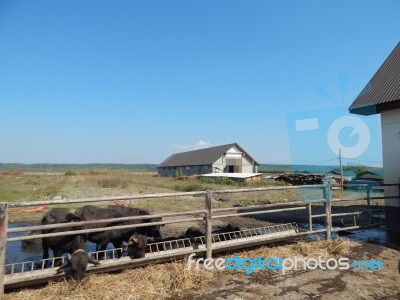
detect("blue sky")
[0,0,399,165]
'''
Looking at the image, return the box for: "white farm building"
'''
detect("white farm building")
[158,143,259,177]
[349,42,400,230]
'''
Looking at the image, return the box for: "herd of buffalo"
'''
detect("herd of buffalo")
[38,205,240,282]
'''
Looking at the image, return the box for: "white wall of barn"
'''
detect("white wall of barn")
[212,146,256,173]
[381,108,400,207]
[241,155,256,173]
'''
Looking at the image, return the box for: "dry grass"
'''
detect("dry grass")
[5,238,351,300]
[245,237,351,259]
[5,260,215,300]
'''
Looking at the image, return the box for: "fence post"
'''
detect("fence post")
[308,203,313,232]
[366,186,371,226]
[205,191,213,259]
[0,203,9,298]
[323,181,332,240]
[398,178,400,207]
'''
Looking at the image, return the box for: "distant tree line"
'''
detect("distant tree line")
[342,163,370,175]
[0,163,158,172]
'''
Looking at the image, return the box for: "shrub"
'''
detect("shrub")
[175,168,184,177]
[97,178,129,189]
[174,182,205,192]
[64,170,78,176]
[34,182,64,199]
[198,176,245,187]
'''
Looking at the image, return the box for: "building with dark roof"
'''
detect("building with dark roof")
[356,170,384,181]
[349,42,400,115]
[349,42,400,229]
[158,143,259,177]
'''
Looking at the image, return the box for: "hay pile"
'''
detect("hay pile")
[5,238,350,300]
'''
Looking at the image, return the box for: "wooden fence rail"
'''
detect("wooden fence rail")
[6,191,207,207]
[7,209,207,234]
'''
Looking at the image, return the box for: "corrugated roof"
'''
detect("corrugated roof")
[158,143,259,167]
[349,42,400,115]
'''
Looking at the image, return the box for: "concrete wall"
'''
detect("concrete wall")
[158,167,176,177]
[381,108,400,208]
[242,155,256,173]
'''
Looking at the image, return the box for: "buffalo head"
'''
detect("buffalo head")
[124,233,148,259]
[56,249,100,283]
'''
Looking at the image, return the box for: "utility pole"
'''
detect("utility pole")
[339,148,344,191]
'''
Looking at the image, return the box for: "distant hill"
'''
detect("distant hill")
[0,163,383,177]
[0,163,158,172]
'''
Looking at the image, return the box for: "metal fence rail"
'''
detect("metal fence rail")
[4,223,301,277]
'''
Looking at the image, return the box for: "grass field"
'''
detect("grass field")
[0,170,286,222]
[0,170,384,223]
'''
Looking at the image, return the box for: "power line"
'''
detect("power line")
[294,157,382,166]
[298,158,338,165]
[340,150,382,164]
[343,158,383,164]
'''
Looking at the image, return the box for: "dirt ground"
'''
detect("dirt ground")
[175,241,400,300]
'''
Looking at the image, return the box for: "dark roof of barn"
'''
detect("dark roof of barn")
[158,143,259,168]
[349,42,400,115]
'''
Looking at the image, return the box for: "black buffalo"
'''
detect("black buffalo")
[124,233,148,259]
[184,223,241,243]
[213,223,241,241]
[74,205,126,257]
[75,205,162,258]
[148,223,241,253]
[107,205,163,239]
[41,208,87,267]
[56,249,100,283]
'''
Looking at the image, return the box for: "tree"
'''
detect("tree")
[343,163,369,175]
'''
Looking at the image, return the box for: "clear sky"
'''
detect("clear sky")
[0,0,399,165]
